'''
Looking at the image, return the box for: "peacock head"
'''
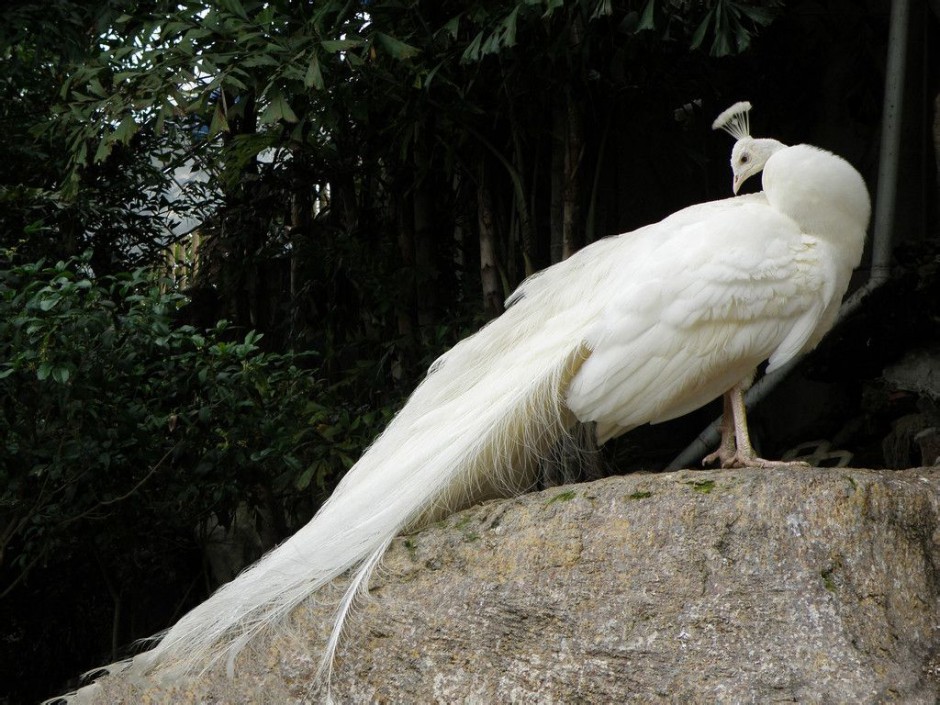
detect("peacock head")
[729,137,786,195]
[712,101,786,194]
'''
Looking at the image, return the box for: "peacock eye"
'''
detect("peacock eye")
[740,154,749,164]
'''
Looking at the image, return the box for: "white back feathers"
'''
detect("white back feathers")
[58,102,871,702]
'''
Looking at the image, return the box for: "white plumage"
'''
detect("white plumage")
[61,103,871,701]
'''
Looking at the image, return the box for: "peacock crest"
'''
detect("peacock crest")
[712,100,753,140]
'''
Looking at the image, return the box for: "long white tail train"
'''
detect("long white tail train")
[146,287,592,679]
[58,257,599,703]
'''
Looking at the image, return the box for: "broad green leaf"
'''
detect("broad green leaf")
[501,7,520,47]
[87,78,108,98]
[591,0,613,19]
[305,54,325,90]
[737,5,779,25]
[712,32,733,57]
[482,32,502,56]
[732,15,752,52]
[690,9,713,49]
[183,27,213,42]
[259,91,299,124]
[278,96,299,123]
[160,20,191,39]
[321,39,364,53]
[241,55,280,68]
[424,61,445,89]
[112,114,139,145]
[294,465,315,490]
[39,295,61,311]
[220,0,249,21]
[443,15,460,39]
[542,0,565,17]
[461,31,484,63]
[638,0,656,31]
[209,104,230,135]
[222,73,249,91]
[375,32,420,61]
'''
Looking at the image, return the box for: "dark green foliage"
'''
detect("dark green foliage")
[637,0,783,56]
[0,255,390,701]
[0,255,380,584]
[1,1,219,274]
[39,0,787,346]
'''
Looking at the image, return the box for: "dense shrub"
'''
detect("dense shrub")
[0,255,389,701]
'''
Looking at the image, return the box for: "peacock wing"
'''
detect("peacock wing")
[565,197,833,444]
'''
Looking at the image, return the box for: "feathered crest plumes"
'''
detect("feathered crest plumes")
[712,101,752,140]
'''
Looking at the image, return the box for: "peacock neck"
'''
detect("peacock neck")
[761,144,871,264]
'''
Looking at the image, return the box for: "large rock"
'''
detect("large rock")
[76,467,940,703]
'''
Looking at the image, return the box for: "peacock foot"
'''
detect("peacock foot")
[703,448,810,469]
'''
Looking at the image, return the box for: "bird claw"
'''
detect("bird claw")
[730,454,810,469]
[702,438,737,468]
[702,449,731,467]
[702,387,814,470]
[703,449,810,469]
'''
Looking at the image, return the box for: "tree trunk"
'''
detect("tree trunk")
[413,180,435,335]
[477,165,503,319]
[933,93,940,227]
[203,90,272,336]
[550,100,565,265]
[562,86,584,261]
[332,171,359,234]
[396,191,416,352]
[507,108,536,277]
[550,86,584,263]
[452,173,465,282]
[289,155,311,346]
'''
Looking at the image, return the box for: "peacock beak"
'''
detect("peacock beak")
[732,174,743,195]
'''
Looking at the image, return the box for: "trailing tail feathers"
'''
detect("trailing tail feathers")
[104,310,590,688]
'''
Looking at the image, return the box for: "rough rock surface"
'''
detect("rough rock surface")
[78,467,939,704]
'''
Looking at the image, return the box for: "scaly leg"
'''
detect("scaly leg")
[705,381,808,469]
[702,392,736,467]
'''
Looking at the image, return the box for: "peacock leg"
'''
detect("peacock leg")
[725,382,807,468]
[702,392,736,467]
